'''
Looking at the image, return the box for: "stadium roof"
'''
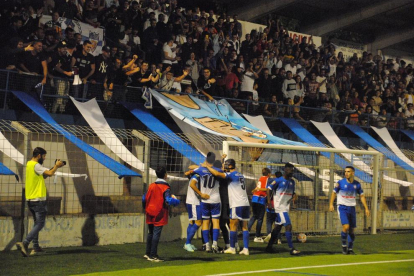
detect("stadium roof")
[224,0,414,54]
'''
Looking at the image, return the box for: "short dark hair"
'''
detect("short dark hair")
[285,163,294,168]
[156,166,167,178]
[224,159,236,170]
[213,160,222,168]
[83,40,92,46]
[345,166,355,171]
[275,171,283,178]
[206,152,216,164]
[33,147,46,158]
[65,27,74,34]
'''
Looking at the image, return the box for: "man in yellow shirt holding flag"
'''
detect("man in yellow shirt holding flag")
[16,147,65,257]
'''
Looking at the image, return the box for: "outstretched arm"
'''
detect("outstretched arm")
[205,165,226,179]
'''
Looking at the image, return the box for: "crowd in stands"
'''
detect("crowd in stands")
[1,0,414,130]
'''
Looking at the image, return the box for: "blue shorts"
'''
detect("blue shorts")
[275,212,291,226]
[230,206,250,221]
[187,204,202,221]
[201,202,221,219]
[338,205,356,228]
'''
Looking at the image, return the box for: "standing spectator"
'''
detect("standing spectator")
[186,52,202,86]
[282,71,296,102]
[240,62,259,98]
[71,40,95,98]
[263,95,279,118]
[197,68,216,96]
[295,75,305,98]
[371,90,383,114]
[83,0,100,28]
[256,68,273,101]
[0,38,33,70]
[233,14,242,38]
[19,40,48,90]
[57,0,81,20]
[90,46,112,99]
[156,66,188,92]
[272,68,285,102]
[48,41,73,113]
[143,166,180,262]
[15,147,65,257]
[316,69,327,97]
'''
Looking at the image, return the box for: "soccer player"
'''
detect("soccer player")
[329,166,370,255]
[183,170,203,252]
[206,159,251,255]
[265,163,300,255]
[264,171,282,244]
[189,152,221,253]
[214,156,230,250]
[248,167,270,243]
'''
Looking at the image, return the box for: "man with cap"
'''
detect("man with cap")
[48,41,73,113]
[89,45,112,100]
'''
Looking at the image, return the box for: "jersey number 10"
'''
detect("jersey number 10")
[202,175,216,189]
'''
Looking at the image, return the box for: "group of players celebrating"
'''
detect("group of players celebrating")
[184,152,300,256]
[183,152,370,256]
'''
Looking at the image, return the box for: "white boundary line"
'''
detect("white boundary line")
[207,259,414,276]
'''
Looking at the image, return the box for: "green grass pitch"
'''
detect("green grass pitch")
[1,233,413,276]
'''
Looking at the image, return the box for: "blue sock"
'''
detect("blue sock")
[230,231,237,248]
[186,224,199,244]
[202,230,209,245]
[213,229,220,242]
[186,224,191,244]
[243,231,249,249]
[348,233,355,249]
[285,231,293,249]
[341,232,347,247]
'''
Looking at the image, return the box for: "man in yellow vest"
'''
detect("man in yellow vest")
[16,147,65,257]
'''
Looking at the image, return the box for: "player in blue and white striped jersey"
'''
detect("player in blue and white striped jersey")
[265,163,300,255]
[329,166,370,255]
[206,159,251,256]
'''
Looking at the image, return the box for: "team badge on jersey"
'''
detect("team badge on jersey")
[354,185,357,189]
[345,185,347,188]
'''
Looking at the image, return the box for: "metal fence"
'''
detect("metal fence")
[0,119,412,235]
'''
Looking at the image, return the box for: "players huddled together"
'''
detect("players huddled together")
[179,153,370,258]
[141,151,370,261]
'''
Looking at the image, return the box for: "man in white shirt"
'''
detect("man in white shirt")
[316,69,327,97]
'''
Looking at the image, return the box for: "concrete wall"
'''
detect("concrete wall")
[0,213,195,251]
